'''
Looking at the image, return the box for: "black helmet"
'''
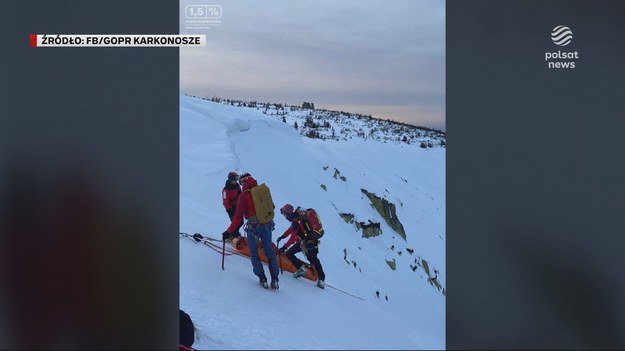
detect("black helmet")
[239,172,251,185]
[228,171,239,181]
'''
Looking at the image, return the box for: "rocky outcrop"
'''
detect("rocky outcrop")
[339,212,354,223]
[361,189,406,240]
[340,212,381,238]
[333,168,347,181]
[385,259,396,270]
[421,258,444,295]
[356,221,381,238]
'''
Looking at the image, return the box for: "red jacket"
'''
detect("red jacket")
[226,177,258,234]
[279,215,306,248]
[222,181,241,210]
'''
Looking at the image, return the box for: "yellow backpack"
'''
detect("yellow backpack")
[248,183,275,224]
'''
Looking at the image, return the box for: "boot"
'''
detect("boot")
[259,273,268,289]
[270,277,279,290]
[293,266,307,278]
[316,280,325,289]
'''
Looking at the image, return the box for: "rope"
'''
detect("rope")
[180,232,236,256]
[180,232,222,242]
[325,283,364,301]
[181,233,364,301]
[180,232,251,259]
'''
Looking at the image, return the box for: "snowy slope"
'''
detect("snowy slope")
[180,95,445,350]
[187,95,446,148]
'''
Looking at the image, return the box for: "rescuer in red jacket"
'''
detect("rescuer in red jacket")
[222,171,242,238]
[222,173,279,289]
[277,204,326,289]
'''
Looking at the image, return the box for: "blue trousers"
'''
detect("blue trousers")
[246,223,279,280]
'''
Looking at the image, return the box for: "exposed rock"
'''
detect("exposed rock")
[333,168,347,181]
[339,212,354,223]
[361,189,406,240]
[360,221,381,238]
[341,212,381,237]
[421,259,430,276]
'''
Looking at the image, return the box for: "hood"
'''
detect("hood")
[242,176,258,191]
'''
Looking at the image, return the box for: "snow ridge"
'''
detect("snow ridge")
[185,94,446,148]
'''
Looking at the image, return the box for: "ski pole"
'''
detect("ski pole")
[278,251,283,275]
[222,239,226,270]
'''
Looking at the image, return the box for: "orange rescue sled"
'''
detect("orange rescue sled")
[231,236,316,281]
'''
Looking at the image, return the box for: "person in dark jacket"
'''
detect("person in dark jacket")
[222,173,279,289]
[179,309,195,350]
[277,204,326,289]
[222,171,242,238]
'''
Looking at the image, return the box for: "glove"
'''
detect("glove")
[277,237,283,244]
[278,246,286,254]
[222,231,230,241]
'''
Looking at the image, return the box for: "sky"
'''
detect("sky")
[180,0,445,130]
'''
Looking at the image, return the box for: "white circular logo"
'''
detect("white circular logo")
[551,25,573,46]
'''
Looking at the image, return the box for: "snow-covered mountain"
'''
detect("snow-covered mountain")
[179,95,445,350]
[186,95,446,148]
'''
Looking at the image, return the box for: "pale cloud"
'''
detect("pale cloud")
[180,0,445,130]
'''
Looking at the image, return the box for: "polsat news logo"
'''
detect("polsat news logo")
[545,25,578,69]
